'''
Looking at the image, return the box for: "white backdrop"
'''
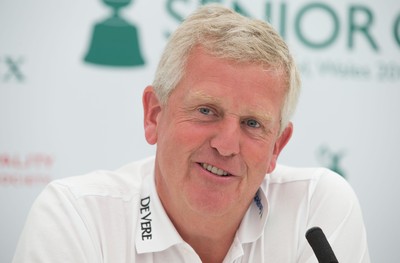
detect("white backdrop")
[1,0,399,262]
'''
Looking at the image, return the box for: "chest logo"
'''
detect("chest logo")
[140,196,152,240]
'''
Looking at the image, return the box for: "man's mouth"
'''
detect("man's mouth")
[200,163,230,177]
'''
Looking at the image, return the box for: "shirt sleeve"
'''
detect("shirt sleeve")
[298,170,370,263]
[12,182,100,263]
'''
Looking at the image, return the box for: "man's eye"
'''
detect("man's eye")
[244,119,260,128]
[198,107,212,115]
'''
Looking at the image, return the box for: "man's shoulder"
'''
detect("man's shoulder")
[48,156,155,200]
[267,164,355,199]
[269,164,335,182]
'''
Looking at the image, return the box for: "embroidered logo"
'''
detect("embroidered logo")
[140,196,152,240]
[253,190,264,218]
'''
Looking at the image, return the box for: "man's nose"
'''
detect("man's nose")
[209,117,241,157]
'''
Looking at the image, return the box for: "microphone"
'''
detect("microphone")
[305,226,339,263]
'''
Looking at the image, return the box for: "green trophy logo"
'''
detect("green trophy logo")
[84,0,145,67]
[317,145,346,178]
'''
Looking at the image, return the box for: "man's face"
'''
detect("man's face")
[143,46,292,218]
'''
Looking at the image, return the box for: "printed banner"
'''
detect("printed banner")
[1,0,399,262]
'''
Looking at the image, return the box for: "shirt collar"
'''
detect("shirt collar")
[135,169,184,254]
[135,165,270,253]
[236,181,269,244]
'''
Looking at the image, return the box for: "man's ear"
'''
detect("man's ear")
[142,86,162,145]
[267,122,293,173]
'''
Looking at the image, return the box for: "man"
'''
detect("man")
[13,4,369,263]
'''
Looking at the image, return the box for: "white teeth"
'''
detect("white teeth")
[202,163,229,176]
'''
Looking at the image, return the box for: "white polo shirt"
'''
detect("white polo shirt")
[13,156,370,262]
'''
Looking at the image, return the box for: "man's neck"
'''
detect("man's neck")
[163,201,249,263]
[185,232,236,263]
[176,214,240,263]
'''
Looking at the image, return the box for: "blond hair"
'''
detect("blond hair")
[152,4,301,133]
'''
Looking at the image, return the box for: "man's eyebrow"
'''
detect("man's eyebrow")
[187,90,223,104]
[187,90,275,123]
[242,107,275,126]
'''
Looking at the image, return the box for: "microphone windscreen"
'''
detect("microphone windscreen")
[305,227,339,263]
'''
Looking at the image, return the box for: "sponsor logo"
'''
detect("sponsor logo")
[0,152,54,186]
[166,1,400,51]
[0,56,25,83]
[317,145,346,178]
[140,196,153,240]
[165,1,400,83]
[84,0,145,67]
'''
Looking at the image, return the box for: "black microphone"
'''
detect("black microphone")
[305,226,339,263]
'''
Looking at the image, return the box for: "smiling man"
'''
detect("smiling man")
[13,4,370,263]
[142,45,292,262]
